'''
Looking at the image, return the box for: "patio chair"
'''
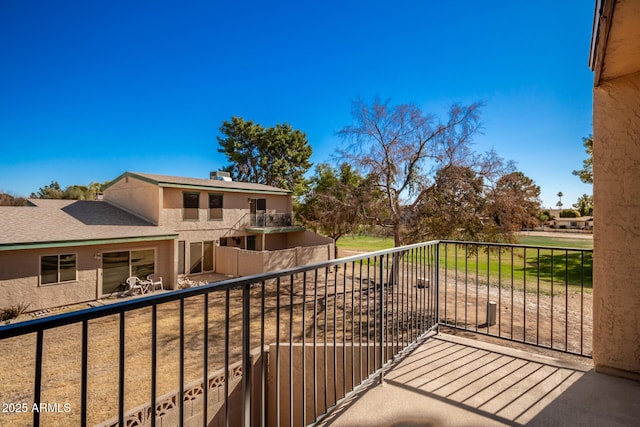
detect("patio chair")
[147,274,164,292]
[125,276,148,295]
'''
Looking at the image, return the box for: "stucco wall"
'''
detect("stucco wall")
[215,246,239,276]
[264,248,298,272]
[103,177,162,224]
[0,248,97,311]
[0,240,175,312]
[286,231,334,248]
[264,233,288,250]
[295,244,333,265]
[214,244,333,278]
[160,187,291,234]
[238,250,267,277]
[593,71,640,378]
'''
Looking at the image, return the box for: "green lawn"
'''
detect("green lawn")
[337,234,394,252]
[518,235,593,249]
[337,233,593,292]
[337,233,592,251]
[439,243,592,293]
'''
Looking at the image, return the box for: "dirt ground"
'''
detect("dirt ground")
[0,247,592,426]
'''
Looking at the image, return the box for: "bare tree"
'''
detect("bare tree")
[0,191,28,206]
[484,171,542,240]
[338,97,487,246]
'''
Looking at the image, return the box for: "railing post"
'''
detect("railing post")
[435,243,440,332]
[379,254,385,384]
[242,283,251,427]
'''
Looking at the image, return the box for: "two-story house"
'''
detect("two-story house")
[103,172,333,281]
[0,172,334,311]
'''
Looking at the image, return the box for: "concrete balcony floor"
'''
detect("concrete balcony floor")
[317,333,640,427]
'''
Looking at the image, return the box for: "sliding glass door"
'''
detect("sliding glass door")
[102,249,155,295]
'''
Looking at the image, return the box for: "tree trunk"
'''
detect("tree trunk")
[389,222,402,286]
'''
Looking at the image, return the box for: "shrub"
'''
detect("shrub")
[560,209,580,218]
[0,303,30,322]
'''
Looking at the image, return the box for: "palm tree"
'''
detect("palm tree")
[556,191,564,209]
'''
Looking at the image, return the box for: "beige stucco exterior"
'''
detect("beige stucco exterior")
[105,174,292,232]
[0,239,175,311]
[105,176,163,224]
[103,173,332,282]
[215,242,334,277]
[1,173,333,312]
[591,0,640,379]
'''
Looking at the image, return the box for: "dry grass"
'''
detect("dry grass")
[0,266,392,426]
[0,257,592,426]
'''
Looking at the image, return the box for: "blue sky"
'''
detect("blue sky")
[0,1,594,208]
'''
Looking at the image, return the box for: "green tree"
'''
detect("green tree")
[297,163,376,257]
[573,194,593,216]
[217,116,312,193]
[556,191,564,209]
[411,165,485,241]
[30,181,108,200]
[64,185,90,200]
[560,209,581,218]
[31,181,64,199]
[410,168,541,243]
[538,210,553,222]
[572,135,593,184]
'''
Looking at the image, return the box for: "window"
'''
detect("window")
[247,235,256,251]
[101,249,156,295]
[209,194,223,220]
[189,240,215,274]
[250,198,267,226]
[178,241,185,275]
[183,192,200,220]
[203,241,214,271]
[189,242,202,274]
[41,254,77,285]
[132,249,154,279]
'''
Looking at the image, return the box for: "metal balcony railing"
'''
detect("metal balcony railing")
[438,240,593,357]
[0,240,592,427]
[249,213,293,228]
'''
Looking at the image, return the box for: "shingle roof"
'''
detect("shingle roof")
[106,172,292,194]
[0,199,177,249]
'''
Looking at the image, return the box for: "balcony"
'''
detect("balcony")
[317,333,640,426]
[247,213,305,235]
[1,241,638,426]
